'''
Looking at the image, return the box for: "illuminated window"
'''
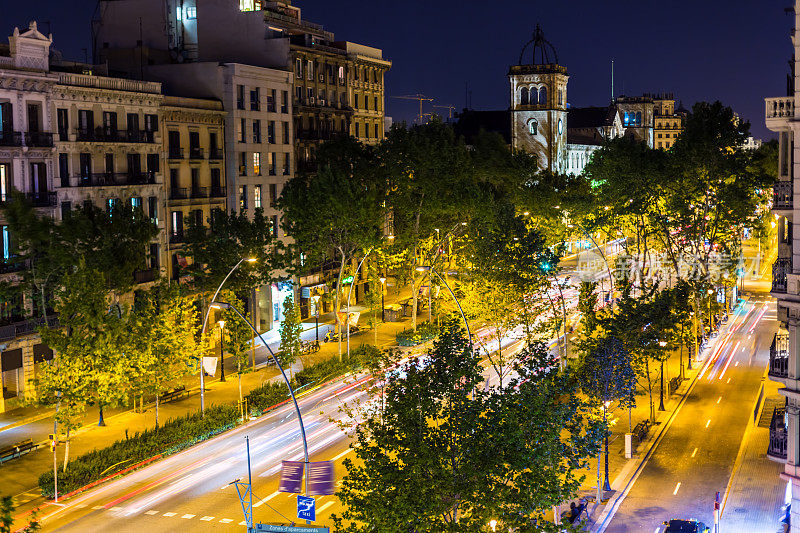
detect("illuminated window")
[253,152,261,175]
[528,119,538,135]
[239,0,256,11]
[185,6,197,19]
[0,164,7,202]
[254,185,262,209]
[1,225,9,261]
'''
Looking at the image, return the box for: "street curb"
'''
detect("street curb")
[589,299,748,532]
[0,410,55,435]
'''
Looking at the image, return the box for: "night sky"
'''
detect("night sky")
[3,0,793,140]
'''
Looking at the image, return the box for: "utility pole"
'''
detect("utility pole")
[390,93,434,124]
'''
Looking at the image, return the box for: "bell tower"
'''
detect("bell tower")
[509,25,568,173]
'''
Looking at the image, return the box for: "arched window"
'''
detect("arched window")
[558,89,563,105]
[528,119,538,135]
[520,87,529,106]
[538,86,547,105]
[623,112,629,126]
[636,111,642,125]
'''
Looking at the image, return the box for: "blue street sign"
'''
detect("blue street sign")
[297,495,316,522]
[254,524,329,533]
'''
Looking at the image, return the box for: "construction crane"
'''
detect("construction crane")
[432,104,456,120]
[390,93,434,124]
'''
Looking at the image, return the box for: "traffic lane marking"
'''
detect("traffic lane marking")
[691,447,698,458]
[673,482,681,495]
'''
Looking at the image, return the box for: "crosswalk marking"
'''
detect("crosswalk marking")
[318,501,335,514]
[181,514,196,519]
[92,506,103,510]
[200,516,214,521]
[75,504,87,509]
[163,512,176,517]
[253,490,281,508]
[240,521,247,526]
[220,518,233,523]
[144,510,158,515]
[331,448,353,462]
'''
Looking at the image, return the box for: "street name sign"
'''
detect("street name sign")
[254,525,329,533]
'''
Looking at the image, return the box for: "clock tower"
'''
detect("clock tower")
[509,25,569,172]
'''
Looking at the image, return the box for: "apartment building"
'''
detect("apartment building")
[338,41,391,144]
[161,95,226,281]
[653,93,684,150]
[765,2,800,530]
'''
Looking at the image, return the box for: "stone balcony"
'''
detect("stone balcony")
[766,96,795,132]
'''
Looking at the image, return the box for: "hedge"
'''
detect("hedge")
[246,381,291,416]
[396,322,439,346]
[38,405,238,497]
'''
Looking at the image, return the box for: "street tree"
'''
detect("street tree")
[215,290,254,409]
[278,295,302,379]
[279,137,385,358]
[334,320,602,532]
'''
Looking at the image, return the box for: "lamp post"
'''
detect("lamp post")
[603,400,612,493]
[311,294,321,347]
[211,301,310,510]
[416,265,471,347]
[199,257,257,414]
[219,320,226,382]
[658,340,667,411]
[379,276,386,322]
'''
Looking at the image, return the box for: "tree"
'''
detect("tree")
[37,264,127,469]
[1,196,159,317]
[123,283,205,426]
[334,320,601,532]
[279,137,385,358]
[278,295,302,379]
[216,290,254,410]
[0,496,41,533]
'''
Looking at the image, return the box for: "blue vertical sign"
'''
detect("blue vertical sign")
[297,495,315,522]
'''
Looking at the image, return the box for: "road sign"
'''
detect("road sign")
[279,461,304,493]
[297,495,315,521]
[254,524,329,533]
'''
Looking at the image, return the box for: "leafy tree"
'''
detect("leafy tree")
[37,264,126,469]
[334,320,601,532]
[278,295,302,379]
[183,208,276,295]
[214,290,254,410]
[1,195,158,316]
[123,283,205,426]
[279,137,385,358]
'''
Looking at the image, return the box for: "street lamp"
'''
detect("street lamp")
[199,257,257,413]
[603,400,612,493]
[658,340,667,411]
[218,320,226,382]
[379,276,387,322]
[489,519,497,532]
[211,301,311,505]
[416,265,471,347]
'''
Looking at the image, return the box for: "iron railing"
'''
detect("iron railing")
[769,332,790,379]
[768,406,788,461]
[774,180,793,210]
[772,258,791,293]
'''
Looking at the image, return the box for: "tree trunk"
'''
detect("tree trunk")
[645,359,655,422]
[98,402,105,427]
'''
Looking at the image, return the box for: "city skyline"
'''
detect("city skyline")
[4,0,790,139]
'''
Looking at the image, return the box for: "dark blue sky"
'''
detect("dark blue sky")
[4,1,793,139]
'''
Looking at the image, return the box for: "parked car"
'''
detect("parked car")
[662,519,710,533]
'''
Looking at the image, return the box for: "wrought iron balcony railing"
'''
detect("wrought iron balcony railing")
[774,180,793,210]
[768,406,788,461]
[769,332,790,379]
[772,258,791,293]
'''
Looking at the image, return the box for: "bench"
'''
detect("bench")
[633,420,651,444]
[159,385,188,404]
[0,438,36,464]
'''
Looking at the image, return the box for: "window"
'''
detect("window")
[1,225,9,261]
[281,90,288,113]
[636,111,642,125]
[520,88,529,105]
[307,87,314,101]
[145,114,158,132]
[340,92,347,107]
[538,86,547,105]
[267,89,276,112]
[338,66,345,83]
[250,87,260,111]
[296,86,303,103]
[0,164,7,202]
[253,120,261,143]
[149,243,160,270]
[658,133,662,139]
[374,96,378,111]
[268,121,275,144]
[307,60,314,80]
[107,198,121,213]
[253,152,261,175]
[375,123,380,139]
[282,121,289,144]
[364,96,368,111]
[528,119,538,135]
[268,152,276,175]
[271,215,279,237]
[78,109,94,134]
[239,185,248,210]
[283,153,290,175]
[185,5,196,19]
[57,108,69,139]
[148,196,158,224]
[658,142,663,148]
[269,183,277,207]
[147,153,159,176]
[239,118,247,143]
[355,122,360,137]
[61,201,71,219]
[105,153,115,175]
[295,58,303,79]
[558,89,563,105]
[237,85,245,110]
[168,130,181,156]
[239,152,247,175]
[354,94,359,109]
[254,184,262,209]
[171,211,183,239]
[127,113,139,134]
[58,154,69,187]
[103,111,118,134]
[131,196,142,212]
[79,153,92,181]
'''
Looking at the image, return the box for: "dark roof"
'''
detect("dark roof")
[567,130,604,146]
[567,106,617,129]
[454,109,510,145]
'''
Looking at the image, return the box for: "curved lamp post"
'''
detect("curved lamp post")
[345,247,374,359]
[199,257,257,413]
[416,265,472,347]
[211,301,310,497]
